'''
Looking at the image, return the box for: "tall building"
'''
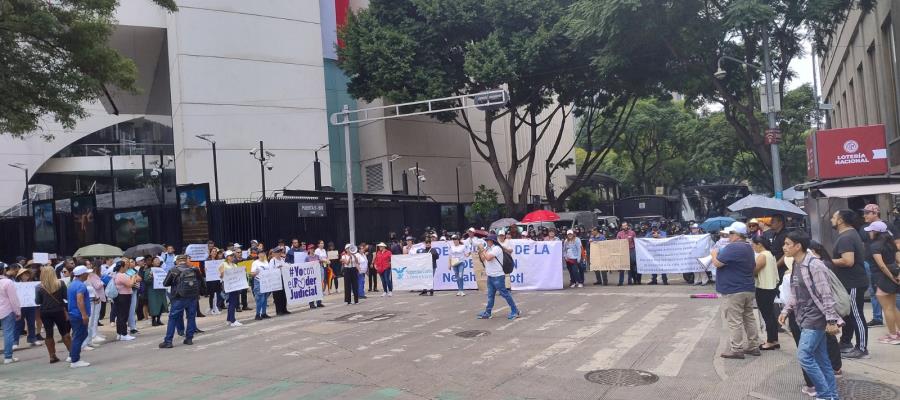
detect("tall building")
[1,0,574,215]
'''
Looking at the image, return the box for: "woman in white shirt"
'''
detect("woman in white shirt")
[250,251,271,320]
[751,235,780,350]
[448,235,469,296]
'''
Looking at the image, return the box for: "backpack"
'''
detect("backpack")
[801,258,851,318]
[105,274,118,300]
[174,266,200,298]
[501,251,515,274]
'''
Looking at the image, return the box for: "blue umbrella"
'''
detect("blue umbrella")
[701,216,736,233]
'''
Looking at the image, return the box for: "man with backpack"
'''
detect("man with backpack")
[476,235,520,320]
[779,231,844,400]
[159,255,200,348]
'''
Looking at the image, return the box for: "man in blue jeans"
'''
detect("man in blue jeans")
[779,231,842,400]
[476,235,520,320]
[0,263,22,364]
[68,266,92,368]
[159,256,199,348]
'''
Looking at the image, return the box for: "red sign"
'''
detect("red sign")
[807,125,888,180]
[765,129,781,145]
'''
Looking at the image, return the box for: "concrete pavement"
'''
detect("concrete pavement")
[1,280,898,400]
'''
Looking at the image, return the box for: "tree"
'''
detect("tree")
[0,0,177,138]
[565,187,598,211]
[568,0,871,192]
[338,0,665,215]
[465,185,502,228]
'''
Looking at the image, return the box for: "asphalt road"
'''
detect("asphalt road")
[2,279,898,400]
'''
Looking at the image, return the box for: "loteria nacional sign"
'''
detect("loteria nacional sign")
[807,124,888,180]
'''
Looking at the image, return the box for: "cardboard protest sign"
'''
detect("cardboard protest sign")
[589,240,630,271]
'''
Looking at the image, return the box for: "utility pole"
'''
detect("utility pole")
[761,30,783,199]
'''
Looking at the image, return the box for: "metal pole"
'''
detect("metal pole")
[259,140,266,201]
[159,151,165,206]
[343,105,356,245]
[811,42,821,131]
[212,141,220,202]
[456,166,460,204]
[415,162,420,198]
[313,149,322,190]
[762,29,783,198]
[389,159,394,194]
[24,168,30,217]
[109,156,116,208]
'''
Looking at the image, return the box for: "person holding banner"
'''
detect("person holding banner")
[15,267,42,348]
[250,251,272,320]
[268,248,291,316]
[219,251,244,327]
[374,243,393,297]
[448,236,468,296]
[646,223,669,285]
[689,224,711,286]
[142,257,168,327]
[416,240,439,296]
[204,248,223,315]
[35,266,72,363]
[616,223,639,285]
[304,246,326,309]
[476,235,520,320]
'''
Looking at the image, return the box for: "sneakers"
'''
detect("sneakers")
[868,319,884,327]
[65,356,71,362]
[158,342,173,349]
[842,348,870,359]
[3,357,18,364]
[878,334,900,345]
[230,321,243,327]
[382,292,387,297]
[388,292,393,297]
[743,348,761,357]
[507,312,520,320]
[70,361,91,368]
[118,335,136,341]
[83,345,95,351]
[206,308,214,315]
[576,283,584,288]
[129,329,139,334]
[11,344,18,351]
[476,312,492,319]
[838,342,854,353]
[569,283,577,288]
[95,335,107,341]
[800,386,817,397]
[459,292,465,296]
[34,340,44,346]
[720,351,745,359]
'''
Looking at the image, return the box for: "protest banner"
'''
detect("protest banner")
[636,234,713,274]
[505,239,563,290]
[391,254,435,291]
[589,240,630,271]
[151,267,167,289]
[15,282,39,307]
[222,266,249,293]
[281,261,322,306]
[204,259,222,282]
[32,253,50,264]
[429,241,478,291]
[258,269,283,293]
[327,251,339,261]
[185,244,209,261]
[470,253,488,291]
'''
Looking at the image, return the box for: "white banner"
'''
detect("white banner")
[505,239,564,291]
[32,253,49,264]
[257,269,283,293]
[222,267,249,293]
[281,261,323,306]
[151,267,167,290]
[185,244,209,261]
[428,241,478,291]
[204,260,222,282]
[636,234,713,274]
[391,254,435,291]
[15,282,39,307]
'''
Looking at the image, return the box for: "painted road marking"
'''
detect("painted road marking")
[521,309,629,369]
[568,302,589,315]
[647,306,719,377]
[576,303,678,371]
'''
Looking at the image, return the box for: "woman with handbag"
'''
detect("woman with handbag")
[34,266,72,363]
[448,235,468,296]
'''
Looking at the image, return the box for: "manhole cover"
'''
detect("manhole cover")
[332,311,401,322]
[584,369,659,386]
[840,379,900,400]
[455,330,491,338]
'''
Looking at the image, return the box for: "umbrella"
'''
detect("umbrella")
[489,218,519,231]
[700,217,735,233]
[520,210,560,223]
[124,243,165,258]
[727,194,808,218]
[74,244,123,258]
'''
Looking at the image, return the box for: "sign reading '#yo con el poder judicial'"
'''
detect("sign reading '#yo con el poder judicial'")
[807,125,888,180]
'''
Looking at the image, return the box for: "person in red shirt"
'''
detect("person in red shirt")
[373,243,393,297]
[616,222,640,284]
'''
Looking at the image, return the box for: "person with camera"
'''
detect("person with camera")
[159,255,200,348]
[476,235,519,320]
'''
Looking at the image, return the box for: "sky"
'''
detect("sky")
[788,39,817,92]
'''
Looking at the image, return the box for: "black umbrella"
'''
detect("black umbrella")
[124,243,165,258]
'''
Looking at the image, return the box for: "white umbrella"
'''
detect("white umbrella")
[727,194,807,218]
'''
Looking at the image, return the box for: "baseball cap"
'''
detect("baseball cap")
[405,236,414,241]
[485,234,498,242]
[863,204,880,214]
[725,222,748,236]
[468,228,475,232]
[224,250,235,257]
[135,256,145,262]
[72,266,90,276]
[690,223,699,229]
[864,220,889,233]
[175,255,188,263]
[748,218,759,225]
[377,242,387,247]
[566,229,575,235]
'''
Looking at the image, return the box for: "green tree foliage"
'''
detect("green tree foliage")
[565,187,598,211]
[338,0,665,215]
[0,0,177,138]
[569,0,870,191]
[465,185,503,228]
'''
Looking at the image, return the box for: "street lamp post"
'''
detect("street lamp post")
[250,141,274,235]
[313,144,328,191]
[388,154,401,194]
[415,162,420,198]
[8,163,29,216]
[92,148,115,208]
[330,89,509,246]
[715,30,783,198]
[196,134,220,202]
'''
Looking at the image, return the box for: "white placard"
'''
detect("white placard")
[32,253,49,264]
[391,254,435,291]
[636,234,713,274]
[204,260,222,282]
[257,269,283,293]
[222,266,249,293]
[241,250,249,259]
[15,282,39,307]
[281,261,323,306]
[185,244,209,261]
[151,267,167,290]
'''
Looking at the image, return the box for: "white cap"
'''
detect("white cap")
[690,223,699,229]
[439,236,446,240]
[468,227,476,232]
[864,220,889,233]
[135,256,145,262]
[224,250,235,257]
[72,266,90,276]
[566,229,575,235]
[233,243,242,248]
[725,222,748,236]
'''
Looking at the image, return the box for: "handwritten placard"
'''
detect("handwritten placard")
[589,240,631,271]
[185,244,209,261]
[204,260,222,282]
[32,253,50,264]
[222,266,249,293]
[257,269,283,293]
[151,267,167,290]
[15,282,39,307]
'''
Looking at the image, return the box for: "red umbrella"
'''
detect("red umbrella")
[520,210,560,223]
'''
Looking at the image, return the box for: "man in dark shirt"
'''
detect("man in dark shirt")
[417,239,440,296]
[831,209,870,359]
[859,204,885,327]
[711,222,760,359]
[764,214,789,285]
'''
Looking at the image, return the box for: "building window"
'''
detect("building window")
[856,64,868,125]
[868,45,881,123]
[365,163,384,192]
[848,79,857,126]
[883,18,900,138]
